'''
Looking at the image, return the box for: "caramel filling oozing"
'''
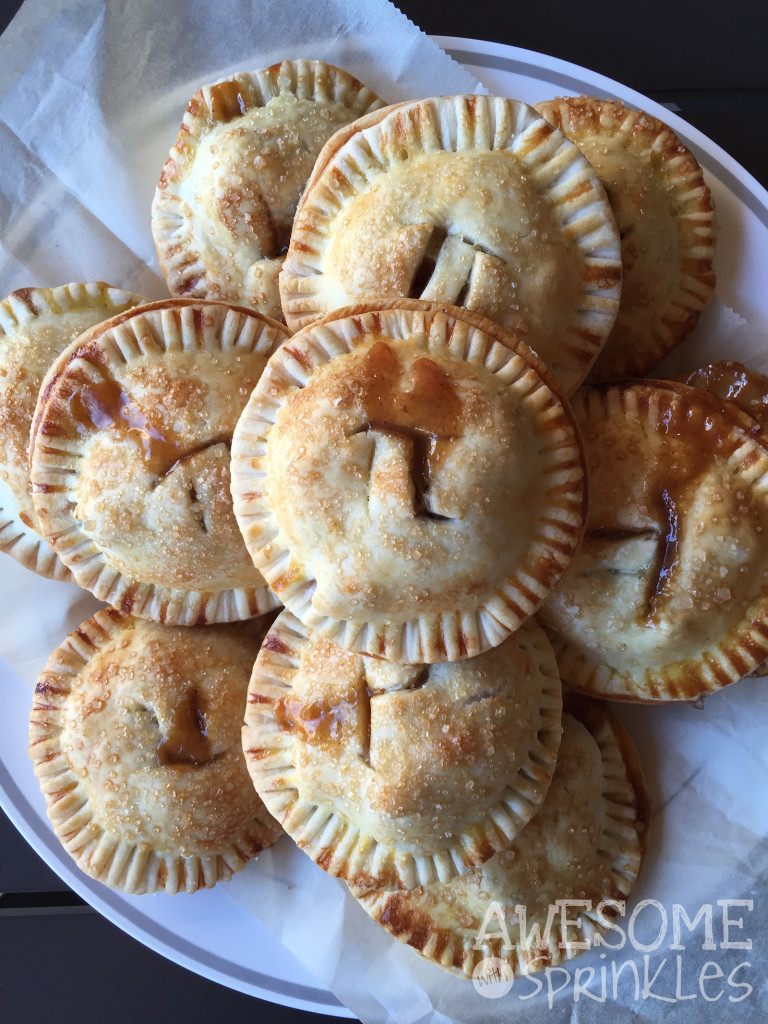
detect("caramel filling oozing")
[67,375,230,483]
[207,80,250,123]
[347,341,463,519]
[683,360,768,434]
[274,686,360,745]
[274,665,430,766]
[156,688,213,767]
[584,386,749,627]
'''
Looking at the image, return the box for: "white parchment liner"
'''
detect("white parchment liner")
[1,1,768,1022]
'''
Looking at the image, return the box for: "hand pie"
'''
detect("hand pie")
[30,299,288,625]
[535,97,716,381]
[539,380,768,700]
[231,302,586,662]
[0,282,145,580]
[357,698,649,977]
[279,94,622,394]
[243,610,562,892]
[28,610,282,894]
[152,60,385,321]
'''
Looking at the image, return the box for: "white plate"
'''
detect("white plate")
[2,36,768,1019]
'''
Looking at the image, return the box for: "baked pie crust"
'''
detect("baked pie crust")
[539,380,768,700]
[151,60,385,320]
[231,301,586,662]
[279,94,622,394]
[0,283,146,580]
[536,97,716,381]
[28,610,282,894]
[30,299,288,625]
[242,610,562,892]
[357,698,649,977]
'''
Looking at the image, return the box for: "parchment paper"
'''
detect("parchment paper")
[1,1,767,1021]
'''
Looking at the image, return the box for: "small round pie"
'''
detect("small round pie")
[28,610,282,894]
[357,698,649,977]
[279,94,622,394]
[539,380,768,701]
[243,610,562,892]
[0,282,146,580]
[30,299,288,625]
[535,96,716,381]
[151,60,385,320]
[231,302,586,662]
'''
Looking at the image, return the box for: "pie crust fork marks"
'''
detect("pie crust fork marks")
[0,282,146,580]
[29,610,282,894]
[243,611,562,892]
[30,299,288,625]
[231,302,586,662]
[151,60,385,320]
[357,698,649,977]
[539,380,768,700]
[280,95,622,395]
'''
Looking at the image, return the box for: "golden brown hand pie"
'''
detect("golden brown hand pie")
[243,610,562,892]
[0,283,146,580]
[539,380,768,700]
[357,698,649,978]
[30,299,288,624]
[152,60,385,320]
[535,96,716,381]
[28,610,282,894]
[279,94,622,394]
[231,301,586,662]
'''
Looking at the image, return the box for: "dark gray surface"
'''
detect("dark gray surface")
[1,804,68,893]
[408,0,768,92]
[1,0,766,1022]
[0,912,343,1024]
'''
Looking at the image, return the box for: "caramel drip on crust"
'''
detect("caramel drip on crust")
[68,377,183,473]
[585,489,691,628]
[644,487,681,625]
[347,341,463,520]
[274,686,360,745]
[273,664,430,766]
[156,688,213,767]
[585,500,682,627]
[682,360,768,434]
[207,80,250,123]
[353,341,462,437]
[66,375,230,482]
[583,384,752,628]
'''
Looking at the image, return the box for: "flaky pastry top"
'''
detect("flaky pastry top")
[232,302,586,662]
[536,97,716,381]
[152,60,385,320]
[358,699,648,977]
[0,283,145,579]
[29,610,281,894]
[243,611,562,891]
[539,380,768,700]
[280,95,622,394]
[30,299,288,624]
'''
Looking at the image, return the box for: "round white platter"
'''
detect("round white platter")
[1,36,767,1018]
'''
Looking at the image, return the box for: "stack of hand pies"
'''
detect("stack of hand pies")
[4,58,761,982]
